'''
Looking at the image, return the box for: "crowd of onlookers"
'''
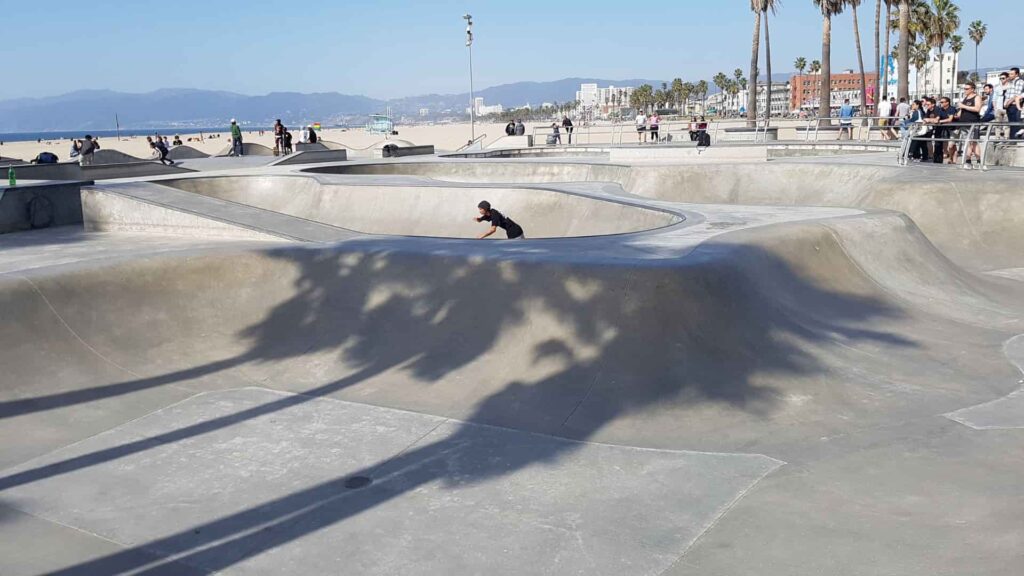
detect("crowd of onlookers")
[876,67,1023,167]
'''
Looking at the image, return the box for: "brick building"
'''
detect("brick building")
[790,70,879,112]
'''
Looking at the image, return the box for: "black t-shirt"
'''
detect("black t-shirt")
[481,208,523,239]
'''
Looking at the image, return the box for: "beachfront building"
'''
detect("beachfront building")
[467,97,504,117]
[790,70,879,112]
[575,83,636,119]
[705,82,790,117]
[916,50,960,98]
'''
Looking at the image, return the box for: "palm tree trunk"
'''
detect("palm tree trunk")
[975,42,979,82]
[853,2,868,114]
[883,1,892,100]
[747,10,761,127]
[898,1,909,100]
[764,9,773,127]
[874,0,881,108]
[937,45,944,103]
[820,14,832,118]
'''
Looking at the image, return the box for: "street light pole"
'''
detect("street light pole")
[464,14,475,144]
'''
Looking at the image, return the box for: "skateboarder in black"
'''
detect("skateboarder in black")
[474,201,525,239]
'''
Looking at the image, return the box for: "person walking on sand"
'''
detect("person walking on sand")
[229,119,244,156]
[474,200,525,239]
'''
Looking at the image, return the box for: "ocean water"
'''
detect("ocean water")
[0,127,270,144]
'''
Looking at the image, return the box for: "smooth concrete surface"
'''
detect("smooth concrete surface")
[166,145,210,160]
[1,148,1023,575]
[0,160,194,181]
[157,175,680,238]
[269,148,348,166]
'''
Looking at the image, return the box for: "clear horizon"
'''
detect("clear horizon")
[3,0,1010,101]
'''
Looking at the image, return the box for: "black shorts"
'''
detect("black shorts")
[636,126,646,132]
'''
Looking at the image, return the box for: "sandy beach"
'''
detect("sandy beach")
[0,121,560,163]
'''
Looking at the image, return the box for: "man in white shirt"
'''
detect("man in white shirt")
[992,72,1010,136]
[635,112,647,143]
[894,97,911,138]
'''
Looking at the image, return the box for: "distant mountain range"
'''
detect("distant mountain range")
[0,78,666,132]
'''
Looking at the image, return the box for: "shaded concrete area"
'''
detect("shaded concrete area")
[0,149,1022,575]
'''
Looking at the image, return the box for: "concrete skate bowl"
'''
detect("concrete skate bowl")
[215,142,275,157]
[4,175,1024,573]
[155,175,681,239]
[308,160,1024,271]
[167,145,210,160]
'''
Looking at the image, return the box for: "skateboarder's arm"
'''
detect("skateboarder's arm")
[478,226,497,239]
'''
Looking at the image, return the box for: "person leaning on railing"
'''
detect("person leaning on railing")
[956,82,985,168]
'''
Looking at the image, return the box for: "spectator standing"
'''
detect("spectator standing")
[273,119,286,154]
[635,111,647,143]
[505,121,516,136]
[229,119,244,156]
[956,82,984,168]
[1005,68,1023,140]
[514,120,525,136]
[79,135,99,166]
[561,116,574,144]
[838,99,855,140]
[648,112,660,143]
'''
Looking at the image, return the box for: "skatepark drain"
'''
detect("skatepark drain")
[344,475,373,490]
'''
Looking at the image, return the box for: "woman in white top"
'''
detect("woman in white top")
[635,112,647,143]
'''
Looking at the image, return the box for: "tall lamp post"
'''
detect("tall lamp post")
[464,14,475,144]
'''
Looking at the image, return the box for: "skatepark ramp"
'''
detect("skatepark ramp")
[156,175,681,239]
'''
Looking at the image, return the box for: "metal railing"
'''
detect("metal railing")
[456,133,488,152]
[896,121,1024,170]
[796,116,900,142]
[529,121,719,147]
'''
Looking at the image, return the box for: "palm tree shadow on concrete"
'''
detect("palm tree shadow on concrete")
[2,234,915,574]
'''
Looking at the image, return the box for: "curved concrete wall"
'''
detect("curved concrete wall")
[307,161,1024,270]
[158,176,680,239]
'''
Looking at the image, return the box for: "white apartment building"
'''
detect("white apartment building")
[915,50,960,97]
[575,83,636,118]
[708,82,790,116]
[466,97,504,117]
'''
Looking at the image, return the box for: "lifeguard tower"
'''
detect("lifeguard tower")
[366,108,395,138]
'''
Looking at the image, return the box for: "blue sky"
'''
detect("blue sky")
[1,0,1013,100]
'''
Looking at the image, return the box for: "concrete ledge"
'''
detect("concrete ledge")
[0,181,89,233]
[723,127,780,142]
[378,145,435,158]
[486,135,534,149]
[1,161,194,181]
[270,149,348,166]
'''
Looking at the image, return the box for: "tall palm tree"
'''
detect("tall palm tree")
[910,41,930,94]
[697,80,709,114]
[795,57,808,75]
[924,0,960,99]
[671,78,684,110]
[761,0,780,124]
[968,20,986,85]
[813,0,846,117]
[747,0,763,125]
[848,0,869,114]
[897,0,910,100]
[882,0,893,100]
[948,34,964,100]
[874,0,882,105]
[810,59,822,73]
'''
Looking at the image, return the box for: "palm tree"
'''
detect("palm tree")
[910,41,930,94]
[697,80,709,114]
[924,0,960,99]
[882,0,893,100]
[968,20,986,87]
[671,78,684,110]
[847,0,870,114]
[813,0,846,117]
[948,34,964,100]
[760,0,780,124]
[714,71,730,108]
[795,57,807,75]
[747,0,763,125]
[874,0,882,106]
[898,0,910,100]
[810,59,822,73]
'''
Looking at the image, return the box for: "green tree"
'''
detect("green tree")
[813,0,846,116]
[910,41,930,93]
[696,80,709,114]
[948,33,964,99]
[967,20,986,87]
[671,78,685,109]
[795,56,808,75]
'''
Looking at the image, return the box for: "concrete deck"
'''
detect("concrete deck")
[0,146,1022,575]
